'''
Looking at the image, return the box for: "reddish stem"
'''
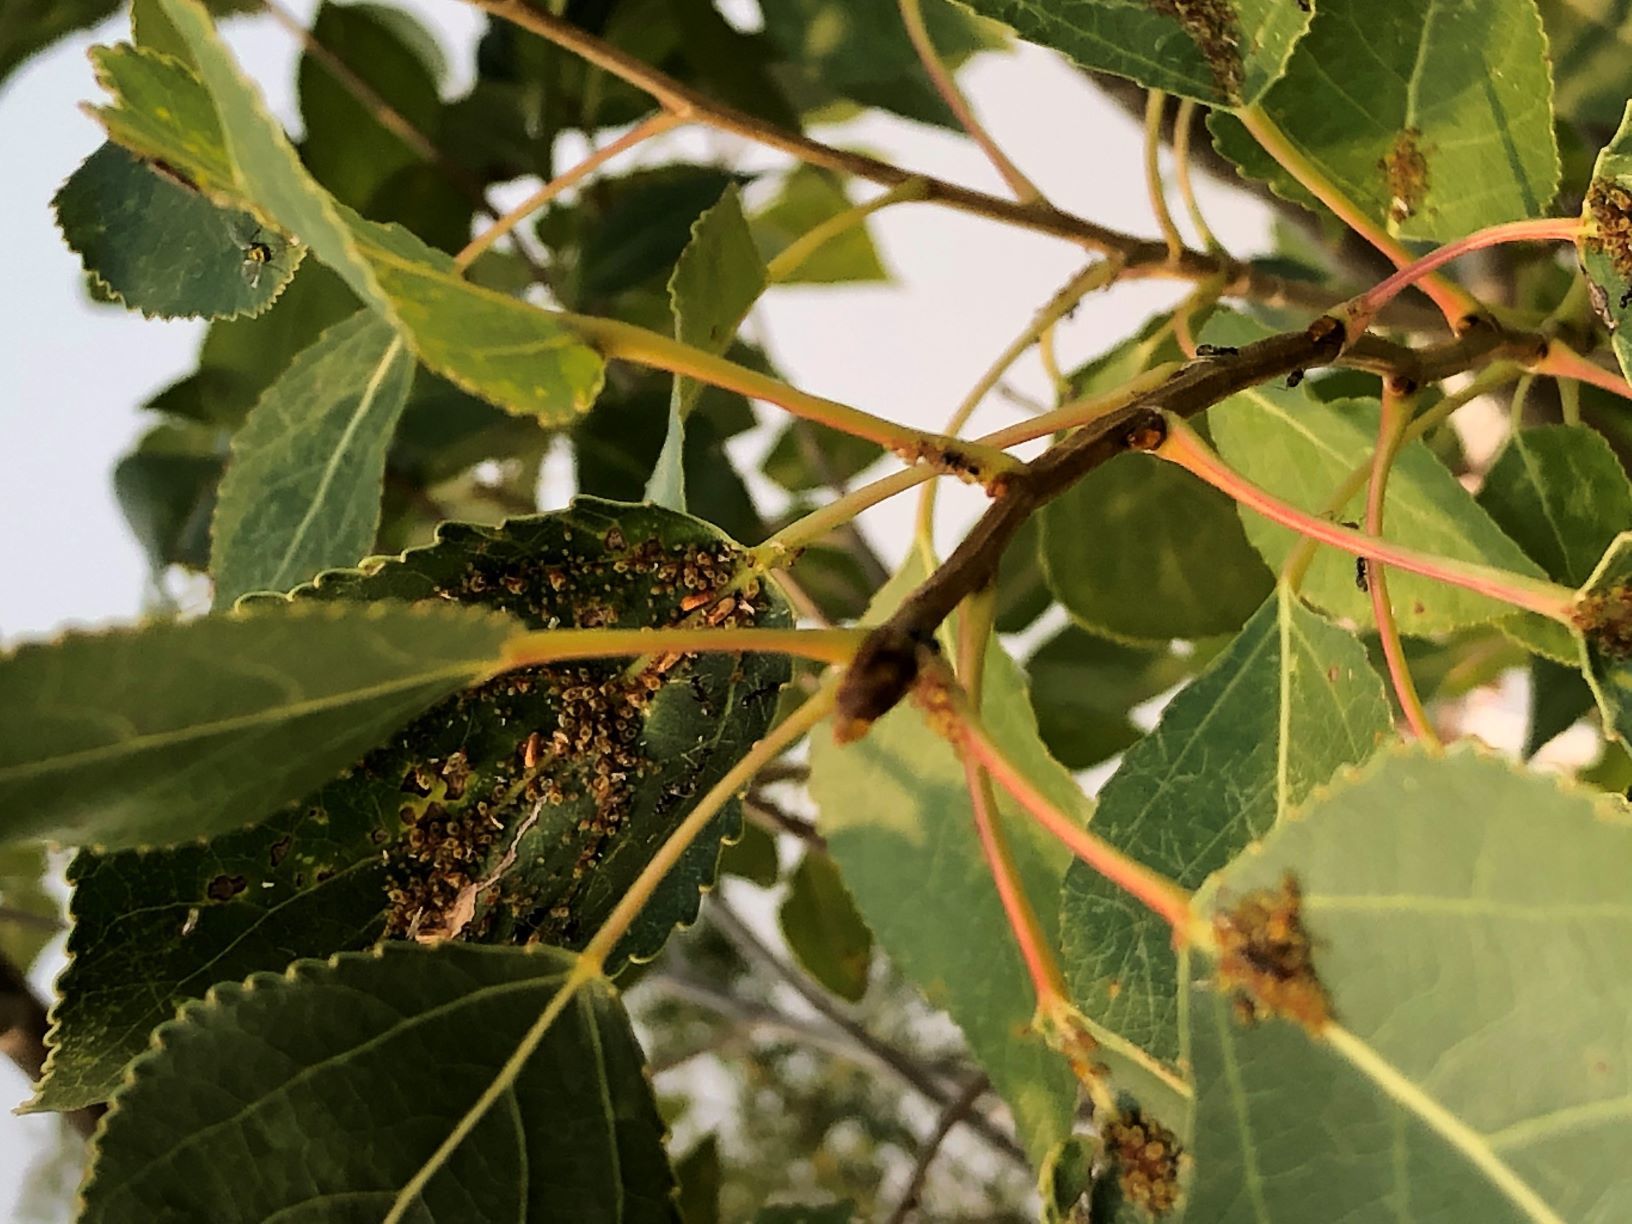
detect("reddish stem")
[1348,217,1581,331]
[1533,340,1632,400]
[1157,419,1578,623]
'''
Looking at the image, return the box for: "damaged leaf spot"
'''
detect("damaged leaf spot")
[1213,873,1331,1031]
[1585,179,1632,309]
[1152,0,1245,103]
[1101,1108,1184,1217]
[1382,129,1430,225]
[1572,584,1632,659]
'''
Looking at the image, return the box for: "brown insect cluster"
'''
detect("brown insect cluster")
[380,522,768,944]
[1101,1109,1184,1217]
[1382,129,1429,225]
[1586,178,1632,308]
[1213,873,1331,1031]
[1153,0,1244,103]
[1572,583,1632,659]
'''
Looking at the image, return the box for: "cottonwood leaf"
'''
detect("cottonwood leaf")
[87,26,605,422]
[0,846,57,973]
[78,944,678,1223]
[53,142,299,320]
[650,184,767,509]
[0,603,515,851]
[1041,451,1272,643]
[0,0,119,90]
[751,166,888,284]
[1478,424,1632,663]
[1210,0,1559,241]
[1578,105,1632,383]
[210,309,414,606]
[953,0,1312,107]
[1059,587,1389,1070]
[32,505,789,1112]
[1025,626,1191,771]
[1204,315,1544,635]
[1184,747,1632,1222]
[809,565,1182,1167]
[1539,0,1632,133]
[778,852,873,1003]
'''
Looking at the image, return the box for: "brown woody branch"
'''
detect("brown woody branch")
[834,319,1535,736]
[467,0,1444,331]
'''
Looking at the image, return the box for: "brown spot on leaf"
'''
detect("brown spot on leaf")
[1102,1109,1184,1216]
[1586,179,1632,310]
[1573,584,1632,658]
[1214,873,1331,1031]
[1381,129,1430,225]
[205,873,247,902]
[1152,0,1245,102]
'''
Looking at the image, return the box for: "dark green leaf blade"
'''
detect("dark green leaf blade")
[953,0,1312,107]
[1060,587,1390,1068]
[1576,532,1632,746]
[0,0,119,91]
[651,184,768,508]
[209,309,415,606]
[1478,424,1632,662]
[54,142,300,320]
[1211,0,1559,240]
[1040,452,1272,643]
[778,852,873,1002]
[1025,626,1189,771]
[32,506,790,1111]
[78,944,679,1223]
[1185,748,1632,1221]
[0,602,515,850]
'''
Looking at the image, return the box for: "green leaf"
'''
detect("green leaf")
[572,167,747,305]
[0,0,119,91]
[808,568,1102,1167]
[33,506,790,1111]
[89,27,605,422]
[952,0,1311,107]
[78,944,678,1223]
[1211,0,1559,240]
[761,0,1005,128]
[0,602,514,851]
[718,820,779,887]
[1185,747,1632,1222]
[1040,451,1273,642]
[651,184,768,509]
[1478,424,1632,662]
[994,513,1052,635]
[1537,0,1632,134]
[675,1133,723,1224]
[53,142,300,321]
[761,420,883,494]
[114,421,222,575]
[1579,104,1632,383]
[1025,626,1190,772]
[1204,316,1545,635]
[0,846,58,974]
[1576,531,1632,747]
[752,166,888,284]
[299,1,443,209]
[209,310,415,606]
[778,852,873,1003]
[1525,655,1595,758]
[1060,587,1390,1069]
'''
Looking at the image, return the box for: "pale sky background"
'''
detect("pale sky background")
[0,1,1547,1215]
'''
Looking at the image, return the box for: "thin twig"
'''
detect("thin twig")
[884,1073,990,1224]
[898,0,1043,203]
[465,0,1441,327]
[1172,97,1221,254]
[744,792,827,853]
[1143,91,1183,262]
[706,901,1028,1168]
